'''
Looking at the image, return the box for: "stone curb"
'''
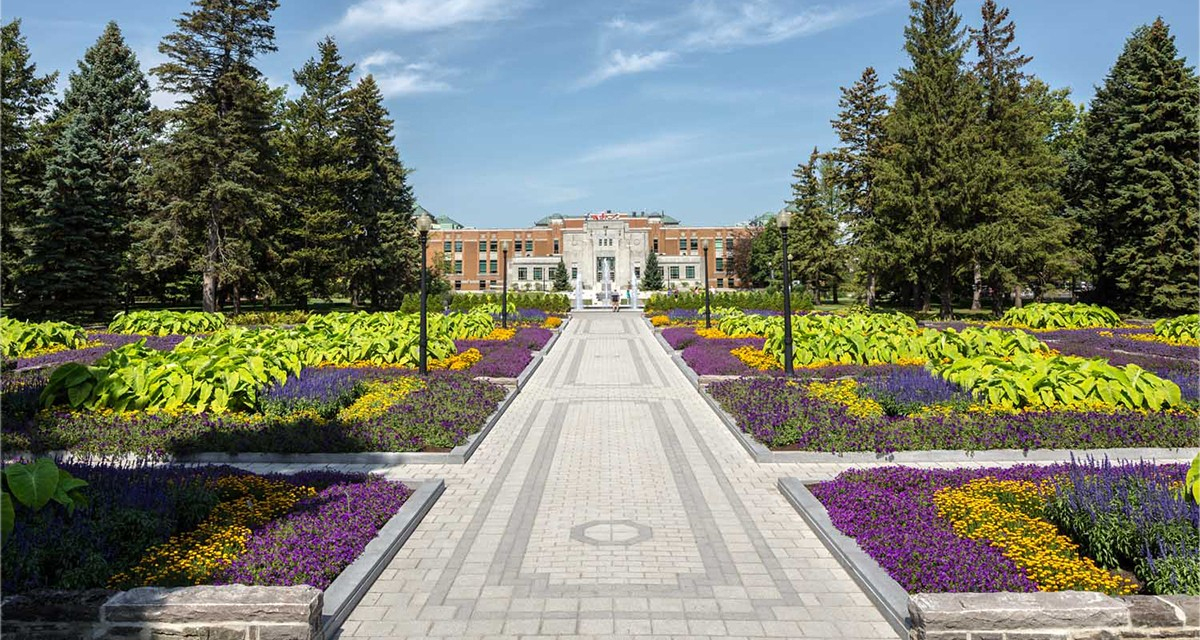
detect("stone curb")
[322,479,445,637]
[778,477,909,638]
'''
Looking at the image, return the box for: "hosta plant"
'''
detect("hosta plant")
[761,313,926,366]
[999,303,1121,329]
[108,310,227,336]
[1,457,89,543]
[1154,315,1199,344]
[933,353,1183,411]
[1,318,90,358]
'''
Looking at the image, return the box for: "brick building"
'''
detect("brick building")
[422,207,747,300]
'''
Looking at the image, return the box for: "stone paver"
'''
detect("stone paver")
[234,312,968,639]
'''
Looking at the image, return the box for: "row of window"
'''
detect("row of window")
[444,259,726,276]
[441,239,560,254]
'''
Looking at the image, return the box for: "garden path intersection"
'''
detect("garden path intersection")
[231,312,1077,640]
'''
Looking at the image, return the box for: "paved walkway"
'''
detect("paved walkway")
[246,313,902,639]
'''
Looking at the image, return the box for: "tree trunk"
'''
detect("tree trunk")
[919,280,931,313]
[939,266,953,320]
[204,219,220,313]
[832,280,839,304]
[866,272,876,310]
[1069,278,1077,303]
[232,283,241,315]
[1013,284,1023,308]
[970,261,982,311]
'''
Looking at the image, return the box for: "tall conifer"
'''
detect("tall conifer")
[788,148,842,303]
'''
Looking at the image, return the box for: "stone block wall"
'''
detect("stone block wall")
[2,585,322,640]
[908,591,1200,640]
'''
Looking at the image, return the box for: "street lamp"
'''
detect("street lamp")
[416,212,434,375]
[702,239,711,329]
[500,240,509,328]
[777,210,794,376]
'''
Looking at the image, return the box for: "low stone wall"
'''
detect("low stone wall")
[909,591,1200,640]
[2,585,322,640]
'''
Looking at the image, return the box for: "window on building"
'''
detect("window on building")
[490,280,497,289]
[518,267,527,281]
[653,238,659,253]
[715,257,724,272]
[443,241,451,253]
[571,267,578,280]
[443,257,452,272]
[479,281,486,290]
[525,240,534,252]
[553,239,559,253]
[685,266,696,279]
[678,238,686,251]
[715,239,723,252]
[690,238,698,251]
[454,260,463,274]
[717,278,724,288]
[490,240,498,252]
[634,266,641,278]
[454,240,462,252]
[454,280,462,290]
[478,240,487,252]
[478,259,487,273]
[489,260,497,273]
[669,266,680,279]
[726,236,734,252]
[533,267,543,280]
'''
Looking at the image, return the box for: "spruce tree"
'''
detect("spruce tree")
[1,20,57,304]
[277,37,356,306]
[144,0,281,312]
[18,22,152,319]
[552,258,570,291]
[640,250,664,291]
[968,0,1066,311]
[1078,18,1199,315]
[788,148,842,304]
[342,75,419,309]
[875,0,982,318]
[830,67,888,308]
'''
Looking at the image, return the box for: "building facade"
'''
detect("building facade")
[422,207,745,300]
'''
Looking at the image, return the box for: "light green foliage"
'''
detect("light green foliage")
[1,458,88,543]
[922,327,1047,361]
[760,313,928,366]
[475,302,517,316]
[0,317,90,358]
[999,302,1121,329]
[108,310,228,336]
[448,292,569,313]
[1186,453,1200,504]
[1154,315,1199,343]
[933,353,1182,410]
[645,291,811,314]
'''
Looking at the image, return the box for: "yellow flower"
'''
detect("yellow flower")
[481,328,516,341]
[731,346,781,370]
[337,376,427,421]
[805,379,885,418]
[650,315,670,327]
[542,316,563,329]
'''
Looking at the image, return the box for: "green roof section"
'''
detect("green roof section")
[415,204,465,229]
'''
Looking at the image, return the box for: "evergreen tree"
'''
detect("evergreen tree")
[968,0,1067,311]
[829,67,888,308]
[143,0,282,312]
[276,37,356,306]
[1,20,57,304]
[729,228,758,289]
[875,0,982,318]
[788,148,842,303]
[640,250,664,291]
[749,218,783,289]
[18,22,152,319]
[342,75,419,309]
[1077,18,1199,315]
[552,258,570,291]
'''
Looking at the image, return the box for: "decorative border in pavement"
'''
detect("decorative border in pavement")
[647,320,1192,465]
[778,477,908,639]
[324,479,446,638]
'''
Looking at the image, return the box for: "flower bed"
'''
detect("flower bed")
[12,333,185,370]
[707,375,1197,452]
[2,462,410,594]
[681,337,767,375]
[810,460,1198,595]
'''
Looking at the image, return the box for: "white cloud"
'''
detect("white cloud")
[575,133,695,164]
[334,0,520,35]
[360,51,455,96]
[578,49,675,87]
[580,0,888,87]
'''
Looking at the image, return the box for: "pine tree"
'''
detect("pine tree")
[829,67,888,308]
[788,148,842,304]
[276,37,356,306]
[640,250,664,291]
[875,0,982,318]
[552,258,570,291]
[1078,18,1199,315]
[144,0,281,312]
[18,22,152,319]
[342,75,419,310]
[968,0,1066,312]
[1,20,57,304]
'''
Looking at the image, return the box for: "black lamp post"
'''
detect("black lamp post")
[501,240,509,328]
[702,239,711,329]
[416,212,433,375]
[778,210,794,376]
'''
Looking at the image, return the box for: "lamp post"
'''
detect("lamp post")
[416,212,434,375]
[702,239,711,329]
[500,240,509,328]
[777,210,794,376]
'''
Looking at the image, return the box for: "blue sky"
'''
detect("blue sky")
[8,0,1197,228]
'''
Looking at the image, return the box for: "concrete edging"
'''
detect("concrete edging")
[322,479,445,637]
[778,477,909,638]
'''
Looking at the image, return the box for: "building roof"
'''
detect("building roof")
[416,205,466,230]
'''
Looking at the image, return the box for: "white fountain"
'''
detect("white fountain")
[600,259,612,306]
[573,269,583,311]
